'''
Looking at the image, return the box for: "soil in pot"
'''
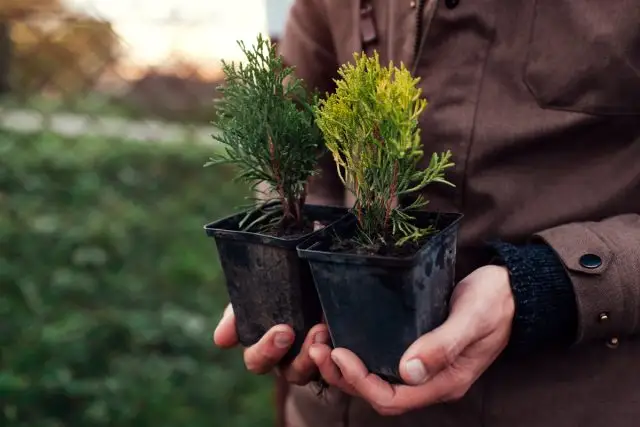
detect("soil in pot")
[297,210,463,383]
[205,203,348,364]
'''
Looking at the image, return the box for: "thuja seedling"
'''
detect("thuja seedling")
[315,51,455,252]
[207,34,323,235]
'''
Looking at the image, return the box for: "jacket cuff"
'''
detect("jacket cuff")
[489,241,578,353]
[535,217,640,346]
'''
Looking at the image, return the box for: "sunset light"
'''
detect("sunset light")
[64,0,274,66]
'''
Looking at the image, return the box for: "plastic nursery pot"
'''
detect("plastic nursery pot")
[297,210,464,383]
[204,203,349,364]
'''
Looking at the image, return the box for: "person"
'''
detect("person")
[214,1,640,426]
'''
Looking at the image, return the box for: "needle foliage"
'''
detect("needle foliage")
[314,52,454,249]
[206,34,322,232]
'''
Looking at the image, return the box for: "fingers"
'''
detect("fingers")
[213,304,238,348]
[330,348,474,415]
[282,324,329,385]
[309,344,357,395]
[243,324,295,374]
[309,343,340,383]
[214,303,328,382]
[329,348,394,402]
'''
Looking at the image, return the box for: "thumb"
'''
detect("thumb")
[399,312,476,385]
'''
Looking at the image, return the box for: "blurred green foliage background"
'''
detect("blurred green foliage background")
[0,130,275,426]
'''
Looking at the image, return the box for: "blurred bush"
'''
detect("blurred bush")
[0,131,275,427]
[120,67,222,125]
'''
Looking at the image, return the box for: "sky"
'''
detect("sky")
[62,0,290,66]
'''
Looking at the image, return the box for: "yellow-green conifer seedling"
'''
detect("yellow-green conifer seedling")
[315,52,454,250]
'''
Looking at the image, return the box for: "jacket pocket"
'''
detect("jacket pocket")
[524,0,640,115]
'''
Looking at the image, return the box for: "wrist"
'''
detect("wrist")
[495,265,516,335]
[452,264,515,333]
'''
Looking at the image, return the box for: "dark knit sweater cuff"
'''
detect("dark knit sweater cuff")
[489,241,578,353]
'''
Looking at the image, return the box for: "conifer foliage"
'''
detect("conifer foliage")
[315,52,454,249]
[206,35,321,232]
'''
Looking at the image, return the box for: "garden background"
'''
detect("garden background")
[1,1,294,425]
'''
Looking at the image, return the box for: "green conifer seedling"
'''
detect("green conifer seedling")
[315,52,455,250]
[206,34,322,233]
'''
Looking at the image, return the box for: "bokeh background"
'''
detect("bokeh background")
[1,1,294,426]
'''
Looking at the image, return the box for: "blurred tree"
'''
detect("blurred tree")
[0,0,61,15]
[0,21,11,94]
[0,0,120,99]
[0,0,61,95]
[121,53,221,124]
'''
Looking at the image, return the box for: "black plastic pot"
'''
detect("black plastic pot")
[204,203,349,364]
[297,210,463,383]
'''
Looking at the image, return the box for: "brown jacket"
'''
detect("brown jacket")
[276,1,640,426]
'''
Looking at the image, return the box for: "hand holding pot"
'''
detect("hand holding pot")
[214,303,331,385]
[309,265,514,416]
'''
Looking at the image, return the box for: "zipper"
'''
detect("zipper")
[413,0,427,61]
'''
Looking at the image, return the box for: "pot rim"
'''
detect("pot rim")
[297,210,463,267]
[204,201,350,249]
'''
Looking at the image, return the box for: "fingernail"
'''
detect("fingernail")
[274,332,292,349]
[405,359,428,384]
[314,331,329,344]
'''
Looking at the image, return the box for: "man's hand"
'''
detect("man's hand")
[308,265,515,416]
[213,304,330,385]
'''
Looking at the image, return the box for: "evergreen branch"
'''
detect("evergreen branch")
[206,34,323,231]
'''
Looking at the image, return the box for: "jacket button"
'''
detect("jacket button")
[410,0,417,8]
[606,337,619,349]
[598,312,609,322]
[445,0,460,9]
[579,253,602,269]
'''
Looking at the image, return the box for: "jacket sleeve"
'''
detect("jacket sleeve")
[535,214,640,345]
[490,241,577,353]
[277,0,346,207]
